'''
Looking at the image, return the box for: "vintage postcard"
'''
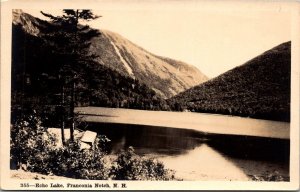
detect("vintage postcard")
[1,0,299,190]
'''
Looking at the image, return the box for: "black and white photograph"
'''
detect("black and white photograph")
[1,0,299,190]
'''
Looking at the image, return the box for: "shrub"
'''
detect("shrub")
[47,140,111,180]
[10,111,57,171]
[248,171,289,182]
[111,147,175,180]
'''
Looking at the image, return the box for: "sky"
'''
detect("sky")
[24,1,292,78]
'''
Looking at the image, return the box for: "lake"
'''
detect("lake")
[76,107,290,181]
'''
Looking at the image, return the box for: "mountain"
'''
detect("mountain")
[8,11,150,125]
[168,42,291,122]
[12,9,52,36]
[12,10,208,99]
[89,30,208,98]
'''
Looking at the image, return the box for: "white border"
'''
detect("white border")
[1,0,299,190]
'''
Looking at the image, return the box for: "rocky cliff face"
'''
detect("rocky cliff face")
[12,9,50,36]
[89,30,208,98]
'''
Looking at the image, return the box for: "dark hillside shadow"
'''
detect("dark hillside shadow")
[206,134,289,162]
[206,134,290,180]
[84,122,208,156]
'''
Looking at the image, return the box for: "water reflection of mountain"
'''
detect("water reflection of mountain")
[85,122,289,162]
[158,143,250,180]
[207,134,289,162]
[84,122,289,180]
[85,122,208,155]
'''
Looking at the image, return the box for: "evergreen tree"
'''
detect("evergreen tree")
[41,9,100,142]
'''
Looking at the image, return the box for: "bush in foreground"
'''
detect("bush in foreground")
[10,112,57,171]
[111,147,175,180]
[10,113,175,180]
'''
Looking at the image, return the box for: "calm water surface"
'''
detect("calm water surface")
[85,122,289,181]
[76,107,289,181]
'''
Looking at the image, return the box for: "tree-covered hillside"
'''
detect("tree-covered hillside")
[168,42,291,122]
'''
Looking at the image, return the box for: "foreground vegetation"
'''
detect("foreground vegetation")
[10,113,175,180]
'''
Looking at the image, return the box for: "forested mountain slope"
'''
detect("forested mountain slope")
[168,42,291,122]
